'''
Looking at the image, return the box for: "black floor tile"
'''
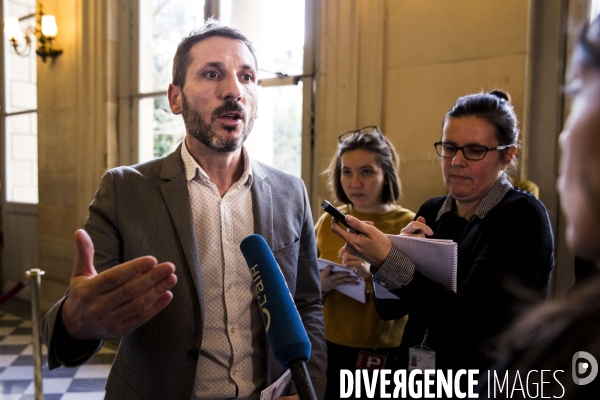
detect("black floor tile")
[0,319,22,327]
[10,327,33,335]
[20,395,63,400]
[0,299,32,319]
[0,379,31,394]
[88,353,116,365]
[11,355,49,366]
[42,364,78,378]
[67,378,108,392]
[0,344,28,354]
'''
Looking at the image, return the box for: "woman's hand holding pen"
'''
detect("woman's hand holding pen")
[331,215,392,268]
[400,216,433,237]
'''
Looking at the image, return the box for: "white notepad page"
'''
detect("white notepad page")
[318,258,366,303]
[385,234,458,293]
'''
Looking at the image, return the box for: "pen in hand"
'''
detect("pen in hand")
[402,216,430,236]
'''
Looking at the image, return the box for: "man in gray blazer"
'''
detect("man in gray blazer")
[41,19,326,400]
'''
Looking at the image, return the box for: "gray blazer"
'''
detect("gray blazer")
[42,145,327,399]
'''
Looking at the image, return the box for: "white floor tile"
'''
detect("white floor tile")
[0,334,32,345]
[0,365,34,380]
[74,364,112,379]
[0,354,19,367]
[23,377,73,394]
[21,343,48,355]
[0,326,16,336]
[0,313,21,321]
[0,394,22,400]
[98,346,116,354]
[61,392,106,400]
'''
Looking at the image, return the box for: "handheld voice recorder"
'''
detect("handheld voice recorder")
[321,200,360,234]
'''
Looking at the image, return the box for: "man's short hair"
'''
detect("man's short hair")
[171,18,257,87]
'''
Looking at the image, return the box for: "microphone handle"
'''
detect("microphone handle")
[289,359,317,400]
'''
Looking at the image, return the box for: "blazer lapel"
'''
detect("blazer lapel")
[251,160,284,382]
[159,146,205,329]
[251,160,274,249]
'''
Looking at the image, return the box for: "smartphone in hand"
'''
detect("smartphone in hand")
[321,200,360,233]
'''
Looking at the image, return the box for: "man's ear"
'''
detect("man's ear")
[168,84,183,115]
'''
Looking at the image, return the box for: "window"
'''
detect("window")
[221,0,307,177]
[3,0,38,204]
[137,0,203,161]
[122,0,312,180]
[591,0,600,22]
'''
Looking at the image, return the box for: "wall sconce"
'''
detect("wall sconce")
[4,4,63,62]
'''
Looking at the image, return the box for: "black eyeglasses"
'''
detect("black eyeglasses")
[434,141,513,161]
[338,126,384,143]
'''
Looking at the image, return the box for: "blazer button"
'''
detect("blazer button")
[188,348,199,361]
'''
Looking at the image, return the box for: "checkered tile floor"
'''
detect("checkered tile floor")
[0,309,115,399]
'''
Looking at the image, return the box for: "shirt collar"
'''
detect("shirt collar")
[436,174,513,221]
[181,140,253,187]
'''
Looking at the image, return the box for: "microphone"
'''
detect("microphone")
[240,234,317,400]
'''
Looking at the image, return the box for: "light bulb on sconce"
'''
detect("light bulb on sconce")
[4,17,24,43]
[4,4,63,62]
[41,15,58,38]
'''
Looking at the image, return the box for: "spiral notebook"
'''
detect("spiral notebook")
[375,235,458,297]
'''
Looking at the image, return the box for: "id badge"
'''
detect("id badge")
[408,346,436,371]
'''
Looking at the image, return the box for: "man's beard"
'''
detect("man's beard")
[181,93,253,153]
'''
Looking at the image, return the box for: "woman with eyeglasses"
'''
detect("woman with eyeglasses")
[314,126,415,399]
[330,91,555,384]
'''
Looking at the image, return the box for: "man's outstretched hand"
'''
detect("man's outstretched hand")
[61,229,177,341]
